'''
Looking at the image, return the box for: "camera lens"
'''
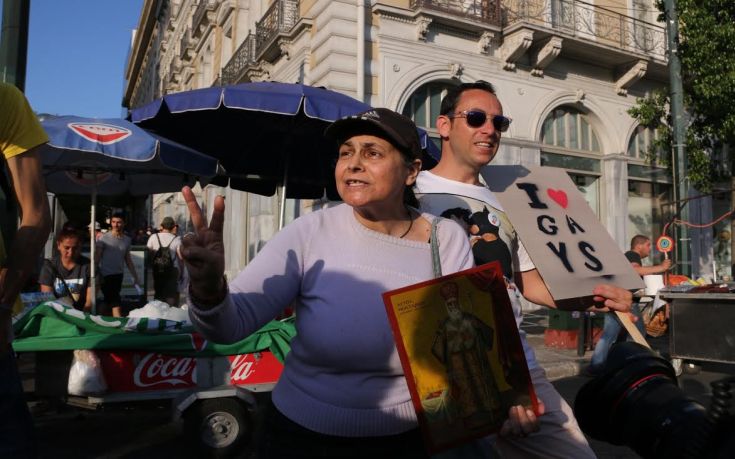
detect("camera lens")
[574,342,711,458]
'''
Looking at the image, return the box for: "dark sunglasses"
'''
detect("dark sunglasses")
[448,110,512,132]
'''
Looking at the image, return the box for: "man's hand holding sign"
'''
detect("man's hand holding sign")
[482,166,644,342]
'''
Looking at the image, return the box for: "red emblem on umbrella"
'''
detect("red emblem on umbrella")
[69,123,131,145]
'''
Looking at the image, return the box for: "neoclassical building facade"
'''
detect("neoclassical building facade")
[124,0,710,279]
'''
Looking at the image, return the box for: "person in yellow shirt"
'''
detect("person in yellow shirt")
[0,82,52,457]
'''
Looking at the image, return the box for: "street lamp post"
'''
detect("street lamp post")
[664,0,690,276]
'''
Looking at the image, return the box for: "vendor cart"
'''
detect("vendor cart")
[13,302,295,457]
[658,291,735,366]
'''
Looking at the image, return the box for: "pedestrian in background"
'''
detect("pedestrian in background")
[588,234,671,374]
[0,82,52,458]
[39,228,92,311]
[95,213,142,317]
[146,216,181,307]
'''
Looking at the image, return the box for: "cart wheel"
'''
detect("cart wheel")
[184,398,252,458]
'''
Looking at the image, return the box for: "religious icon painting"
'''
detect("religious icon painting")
[383,261,538,453]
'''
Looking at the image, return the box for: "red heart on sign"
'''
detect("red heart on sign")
[547,189,568,209]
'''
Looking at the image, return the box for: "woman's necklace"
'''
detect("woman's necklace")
[399,208,413,239]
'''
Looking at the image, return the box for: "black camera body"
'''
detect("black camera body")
[574,342,735,458]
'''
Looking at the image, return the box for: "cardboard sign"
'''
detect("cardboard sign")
[482,165,643,310]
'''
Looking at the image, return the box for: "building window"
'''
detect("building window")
[627,125,662,160]
[541,107,600,152]
[540,106,602,215]
[627,180,672,262]
[402,81,458,149]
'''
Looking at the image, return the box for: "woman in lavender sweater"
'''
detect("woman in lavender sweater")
[181,109,473,457]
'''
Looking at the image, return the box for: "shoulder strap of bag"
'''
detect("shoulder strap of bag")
[431,218,442,279]
[156,233,174,249]
[48,259,80,307]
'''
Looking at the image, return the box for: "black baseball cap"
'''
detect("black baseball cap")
[325,108,422,160]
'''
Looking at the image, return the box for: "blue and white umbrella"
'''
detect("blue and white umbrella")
[41,116,220,195]
[39,115,221,311]
[131,82,440,228]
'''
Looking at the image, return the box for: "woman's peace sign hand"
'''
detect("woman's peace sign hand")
[180,186,226,306]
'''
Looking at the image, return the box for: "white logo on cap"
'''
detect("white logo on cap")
[361,110,380,120]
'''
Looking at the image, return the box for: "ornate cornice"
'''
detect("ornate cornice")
[615,60,648,96]
[478,31,496,55]
[501,28,534,71]
[532,37,563,77]
[416,16,432,41]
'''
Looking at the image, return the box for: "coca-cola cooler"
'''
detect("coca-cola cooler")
[93,350,284,394]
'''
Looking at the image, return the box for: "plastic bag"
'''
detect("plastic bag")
[128,300,190,323]
[67,350,108,396]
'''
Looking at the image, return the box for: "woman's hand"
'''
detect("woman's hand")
[180,186,226,305]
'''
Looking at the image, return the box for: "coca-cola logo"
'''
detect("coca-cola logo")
[133,353,196,388]
[230,354,256,382]
[228,352,284,386]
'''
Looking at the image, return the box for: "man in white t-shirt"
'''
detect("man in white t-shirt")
[146,217,182,307]
[415,80,633,458]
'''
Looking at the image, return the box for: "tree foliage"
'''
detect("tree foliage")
[627,0,735,192]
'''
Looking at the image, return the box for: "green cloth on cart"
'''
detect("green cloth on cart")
[12,302,296,362]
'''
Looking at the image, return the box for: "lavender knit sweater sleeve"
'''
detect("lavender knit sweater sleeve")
[189,204,473,437]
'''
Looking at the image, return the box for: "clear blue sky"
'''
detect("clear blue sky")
[25,0,144,118]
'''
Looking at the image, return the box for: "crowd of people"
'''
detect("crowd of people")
[4,78,684,457]
[39,215,187,317]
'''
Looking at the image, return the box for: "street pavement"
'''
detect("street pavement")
[21,308,735,458]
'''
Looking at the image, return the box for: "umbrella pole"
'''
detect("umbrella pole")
[90,186,97,315]
[278,156,289,230]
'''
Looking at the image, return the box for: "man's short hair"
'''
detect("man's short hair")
[630,234,650,249]
[160,216,176,230]
[111,213,125,222]
[439,80,497,116]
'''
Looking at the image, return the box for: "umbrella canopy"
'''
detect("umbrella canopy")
[41,116,220,195]
[39,115,221,313]
[131,82,440,203]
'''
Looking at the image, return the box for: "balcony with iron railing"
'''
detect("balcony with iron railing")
[503,0,666,60]
[255,0,300,62]
[410,0,502,27]
[220,33,257,85]
[192,0,216,38]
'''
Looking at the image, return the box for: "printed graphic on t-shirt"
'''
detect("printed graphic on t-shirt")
[54,277,85,301]
[418,193,516,279]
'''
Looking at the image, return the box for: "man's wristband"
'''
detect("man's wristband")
[189,276,228,309]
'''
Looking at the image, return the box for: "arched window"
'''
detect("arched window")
[541,107,600,152]
[540,106,602,215]
[627,125,661,160]
[402,81,458,148]
[626,125,671,249]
